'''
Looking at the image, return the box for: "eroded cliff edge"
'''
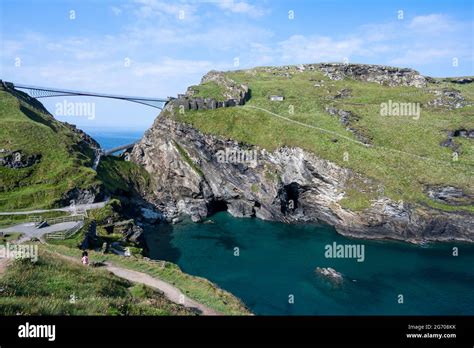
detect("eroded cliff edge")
[130,64,474,243]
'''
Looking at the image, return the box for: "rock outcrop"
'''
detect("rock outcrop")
[317,63,429,87]
[131,117,474,243]
[324,107,371,144]
[0,150,41,169]
[251,63,430,87]
[168,71,250,112]
[426,186,474,206]
[428,88,470,109]
[440,128,474,152]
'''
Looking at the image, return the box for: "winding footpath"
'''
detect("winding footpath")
[51,251,221,316]
[105,264,220,315]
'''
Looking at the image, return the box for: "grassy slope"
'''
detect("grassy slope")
[44,243,251,315]
[0,249,193,315]
[170,66,474,212]
[0,89,151,212]
[96,156,151,197]
[0,89,99,211]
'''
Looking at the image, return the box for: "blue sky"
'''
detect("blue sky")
[1,0,473,131]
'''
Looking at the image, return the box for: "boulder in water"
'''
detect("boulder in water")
[315,267,343,282]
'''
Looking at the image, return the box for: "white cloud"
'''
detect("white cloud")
[277,35,363,63]
[133,58,216,77]
[215,0,266,17]
[111,6,123,16]
[407,14,457,34]
[1,40,23,57]
[409,14,445,28]
[132,0,197,21]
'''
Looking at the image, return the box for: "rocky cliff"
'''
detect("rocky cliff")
[131,63,474,244]
[131,116,474,243]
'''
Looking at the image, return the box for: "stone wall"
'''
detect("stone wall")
[167,71,250,112]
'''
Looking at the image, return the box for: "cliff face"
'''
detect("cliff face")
[131,116,474,243]
[130,63,474,243]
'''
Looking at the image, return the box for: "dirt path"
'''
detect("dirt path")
[105,264,220,315]
[50,251,221,316]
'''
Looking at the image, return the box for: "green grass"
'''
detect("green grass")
[188,81,227,100]
[171,66,474,212]
[43,243,251,315]
[97,156,151,196]
[47,226,85,248]
[0,232,22,243]
[88,198,122,223]
[0,89,99,211]
[0,249,193,315]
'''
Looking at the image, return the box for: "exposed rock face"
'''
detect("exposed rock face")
[64,122,101,150]
[333,88,352,99]
[428,88,470,109]
[131,117,474,243]
[440,128,474,152]
[426,186,474,206]
[444,77,473,84]
[325,107,371,144]
[199,70,249,101]
[251,63,430,87]
[317,63,428,87]
[0,150,41,169]
[60,187,97,205]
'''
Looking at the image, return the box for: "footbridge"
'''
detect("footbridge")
[2,81,171,109]
[1,80,162,170]
[103,142,138,156]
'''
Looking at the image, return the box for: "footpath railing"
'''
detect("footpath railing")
[44,220,85,240]
[28,214,86,224]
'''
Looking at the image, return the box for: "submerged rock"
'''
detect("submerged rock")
[315,267,343,282]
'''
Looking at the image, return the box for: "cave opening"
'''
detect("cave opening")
[207,199,228,214]
[279,182,300,214]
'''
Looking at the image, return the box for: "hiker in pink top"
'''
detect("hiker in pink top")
[81,250,89,266]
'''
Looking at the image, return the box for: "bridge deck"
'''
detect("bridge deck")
[5,81,171,109]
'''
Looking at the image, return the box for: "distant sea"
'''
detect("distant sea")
[82,128,145,150]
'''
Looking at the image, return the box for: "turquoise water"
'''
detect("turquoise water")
[145,212,474,315]
[82,128,144,150]
[87,130,474,315]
